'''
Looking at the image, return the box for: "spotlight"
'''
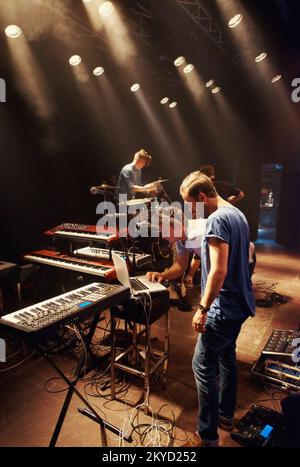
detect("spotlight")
[211,87,221,94]
[228,14,243,28]
[255,52,267,63]
[160,97,169,105]
[5,25,22,38]
[174,56,185,67]
[69,55,82,66]
[99,1,114,17]
[130,83,140,92]
[271,75,282,83]
[93,66,105,76]
[205,79,214,88]
[183,64,194,74]
[169,101,178,108]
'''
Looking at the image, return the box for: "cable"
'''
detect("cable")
[0,350,36,372]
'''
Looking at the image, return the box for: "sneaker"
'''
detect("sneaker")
[182,432,219,448]
[218,415,234,431]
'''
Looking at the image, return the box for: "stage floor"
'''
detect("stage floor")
[0,245,299,447]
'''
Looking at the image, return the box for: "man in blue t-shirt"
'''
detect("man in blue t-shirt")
[147,172,255,447]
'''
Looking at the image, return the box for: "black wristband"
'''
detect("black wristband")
[198,304,210,313]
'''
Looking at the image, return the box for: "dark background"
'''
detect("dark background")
[0,0,300,262]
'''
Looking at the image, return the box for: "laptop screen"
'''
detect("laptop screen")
[111,252,131,289]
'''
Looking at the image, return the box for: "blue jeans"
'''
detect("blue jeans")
[192,314,246,441]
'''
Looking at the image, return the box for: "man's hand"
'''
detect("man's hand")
[192,308,208,333]
[146,271,165,283]
[144,183,159,195]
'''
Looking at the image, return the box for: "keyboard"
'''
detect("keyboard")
[0,283,130,335]
[24,250,116,281]
[130,278,149,292]
[74,247,152,268]
[45,223,119,244]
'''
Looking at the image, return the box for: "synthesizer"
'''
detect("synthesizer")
[231,404,285,447]
[262,329,300,361]
[24,250,117,281]
[0,282,130,335]
[73,247,152,268]
[45,223,120,244]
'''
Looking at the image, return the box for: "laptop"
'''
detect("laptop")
[112,252,166,296]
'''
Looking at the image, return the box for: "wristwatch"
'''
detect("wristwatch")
[198,304,210,313]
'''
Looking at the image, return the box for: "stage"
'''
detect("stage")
[0,245,299,447]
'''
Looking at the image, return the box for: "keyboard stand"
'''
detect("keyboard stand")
[38,313,130,447]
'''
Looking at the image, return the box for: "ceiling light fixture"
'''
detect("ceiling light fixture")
[93,67,105,76]
[271,75,282,83]
[228,14,243,29]
[69,55,82,66]
[255,52,268,63]
[130,83,141,92]
[99,1,114,17]
[183,64,194,74]
[205,79,214,88]
[5,25,22,38]
[174,56,186,67]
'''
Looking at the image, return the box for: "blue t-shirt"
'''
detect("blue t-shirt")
[177,206,255,321]
[116,162,142,200]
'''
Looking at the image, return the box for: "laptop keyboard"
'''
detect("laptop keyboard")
[130,278,149,291]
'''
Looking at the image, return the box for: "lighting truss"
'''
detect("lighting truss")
[175,0,225,53]
[130,1,154,45]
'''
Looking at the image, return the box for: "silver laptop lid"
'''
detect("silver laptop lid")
[111,252,131,289]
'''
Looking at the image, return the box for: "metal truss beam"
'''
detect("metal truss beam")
[175,0,226,54]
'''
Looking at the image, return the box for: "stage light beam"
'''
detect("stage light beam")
[5,28,55,120]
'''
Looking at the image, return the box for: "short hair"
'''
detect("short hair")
[180,171,217,199]
[199,164,215,178]
[134,149,152,166]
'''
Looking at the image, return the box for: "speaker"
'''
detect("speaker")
[281,391,300,447]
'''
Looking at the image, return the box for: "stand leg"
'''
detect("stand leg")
[111,316,116,400]
[16,283,22,307]
[144,324,150,414]
[0,289,3,315]
[49,384,74,447]
[162,309,169,388]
